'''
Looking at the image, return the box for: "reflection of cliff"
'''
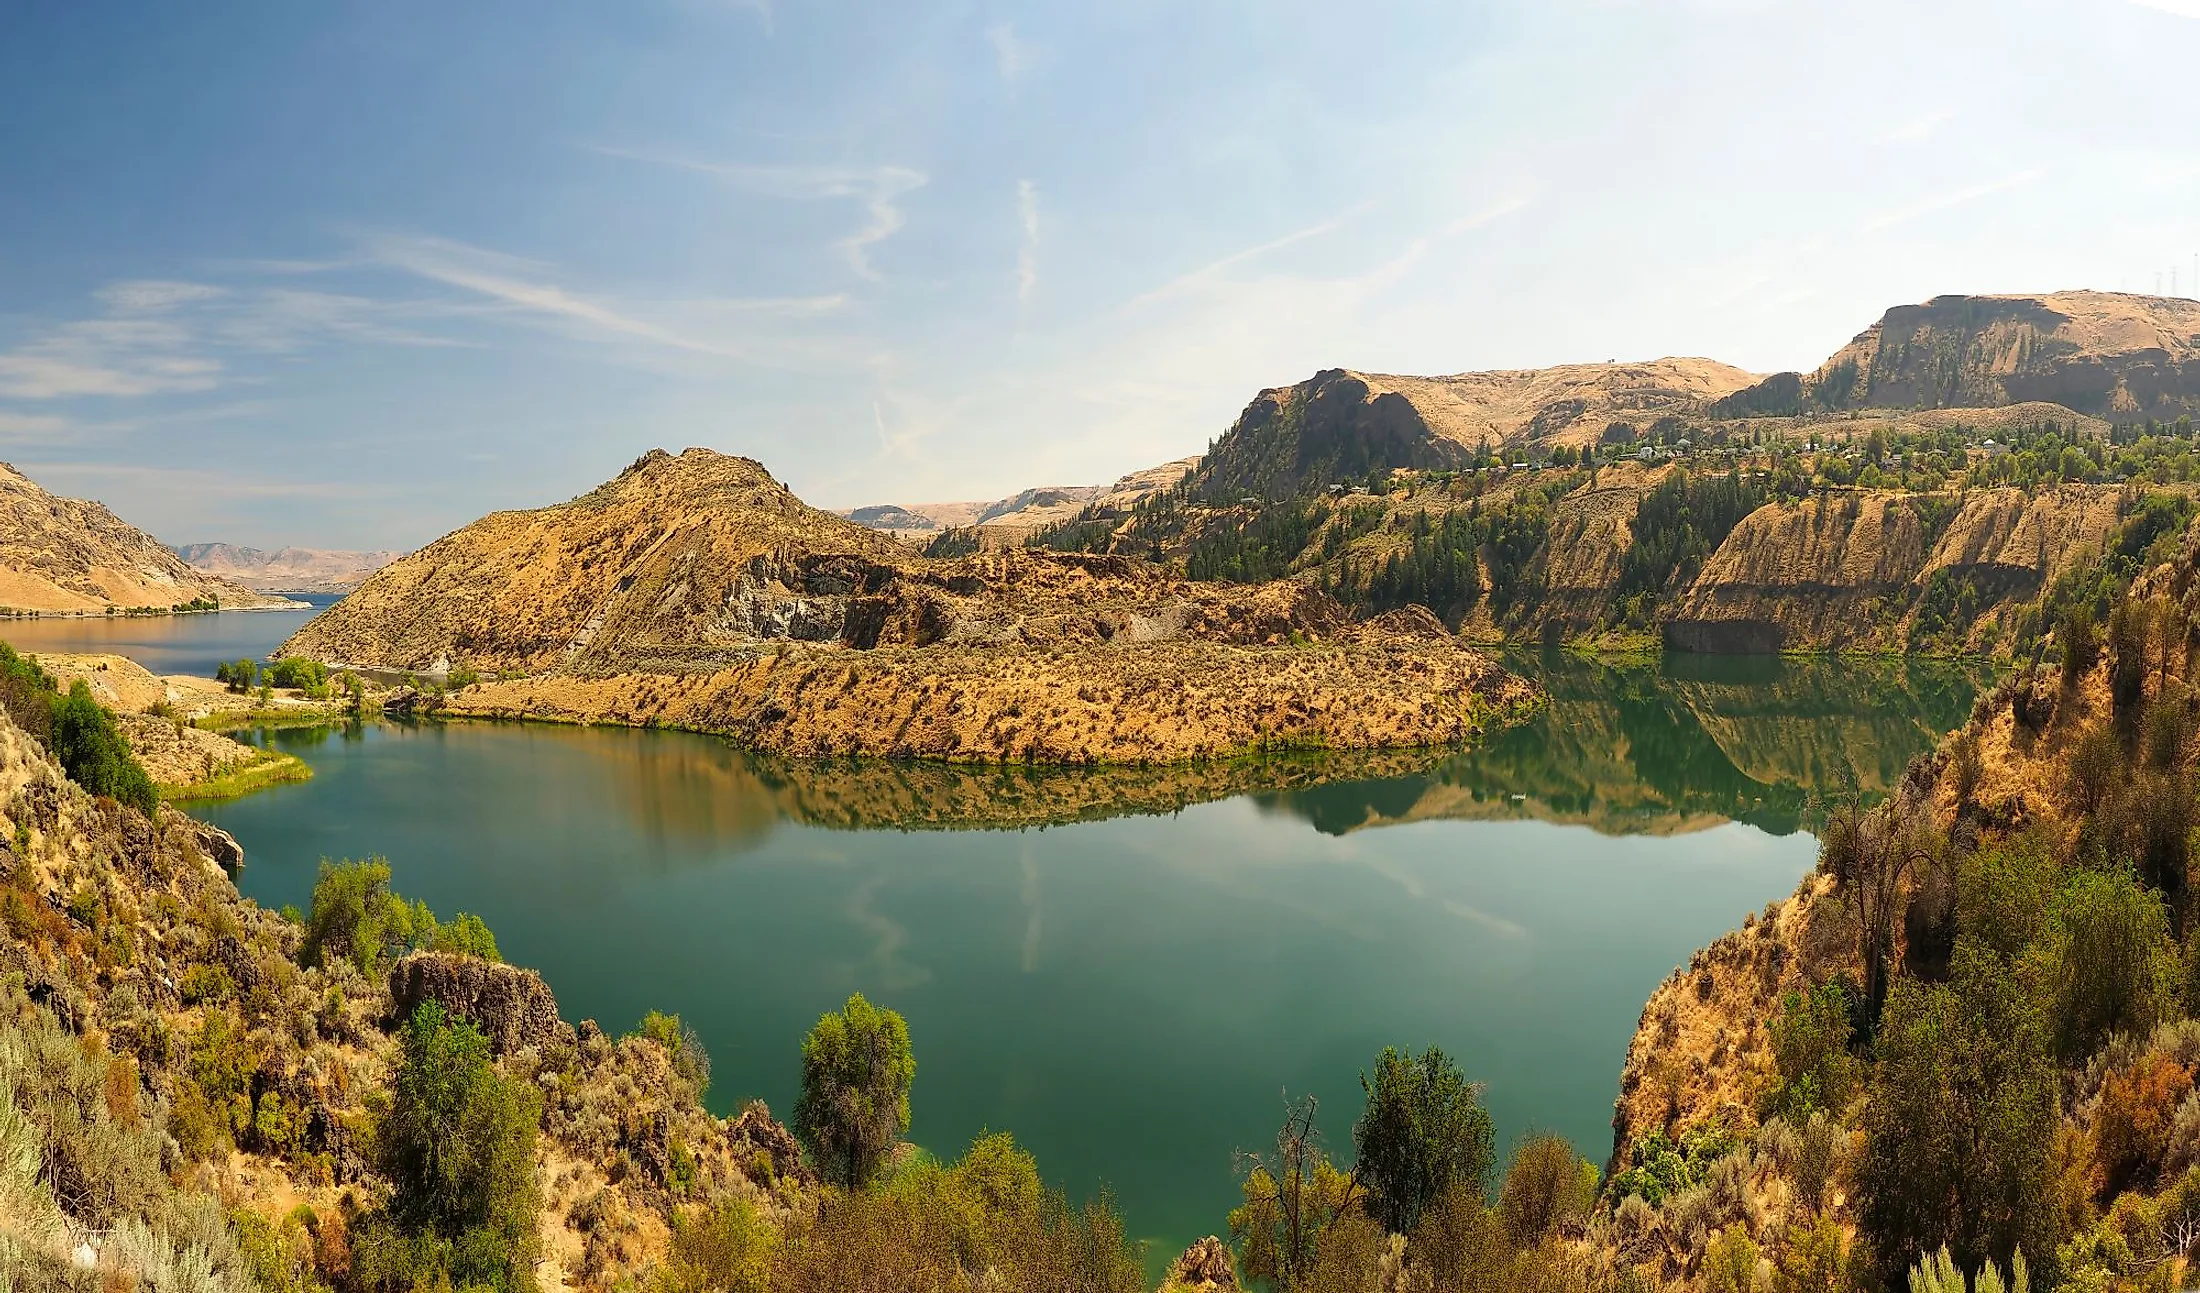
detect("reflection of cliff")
[1260,654,1989,838]
[547,721,1457,839]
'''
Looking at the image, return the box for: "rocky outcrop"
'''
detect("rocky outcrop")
[1162,1236,1239,1291]
[0,462,291,614]
[1719,291,2200,420]
[386,951,575,1055]
[180,816,245,871]
[1189,362,1757,498]
[1661,493,1934,652]
[723,1104,816,1189]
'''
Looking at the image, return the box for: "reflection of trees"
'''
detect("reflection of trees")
[1261,654,1993,839]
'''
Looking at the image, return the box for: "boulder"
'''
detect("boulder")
[724,1103,815,1188]
[1163,1236,1238,1291]
[184,818,245,871]
[386,951,574,1055]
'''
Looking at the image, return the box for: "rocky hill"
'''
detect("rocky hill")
[1188,360,1758,498]
[0,463,292,614]
[173,542,404,594]
[1716,290,2200,419]
[281,448,1539,762]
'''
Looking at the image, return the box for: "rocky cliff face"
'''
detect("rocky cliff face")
[1659,484,2121,653]
[1720,291,2200,419]
[0,463,290,613]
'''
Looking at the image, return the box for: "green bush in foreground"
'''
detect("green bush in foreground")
[794,992,915,1189]
[299,857,502,974]
[351,1001,542,1293]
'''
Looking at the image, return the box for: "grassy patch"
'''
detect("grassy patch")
[161,749,312,803]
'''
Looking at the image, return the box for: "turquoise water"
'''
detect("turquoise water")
[168,651,1982,1260]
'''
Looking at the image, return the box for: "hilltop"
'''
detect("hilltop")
[173,542,405,594]
[1190,359,1758,497]
[1717,290,2200,419]
[280,448,1538,762]
[0,463,293,614]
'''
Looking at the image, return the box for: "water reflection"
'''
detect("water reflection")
[1264,652,1987,838]
[234,652,1984,849]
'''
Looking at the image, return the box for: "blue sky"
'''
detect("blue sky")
[2,0,2197,549]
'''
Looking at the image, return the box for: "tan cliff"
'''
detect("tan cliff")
[1720,290,2200,418]
[282,449,1540,762]
[0,463,293,614]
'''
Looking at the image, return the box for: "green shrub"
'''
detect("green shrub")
[49,680,156,814]
[428,910,500,962]
[1763,982,1860,1121]
[298,858,424,974]
[1858,945,2057,1285]
[2047,867,2176,1062]
[215,658,260,693]
[794,992,915,1189]
[265,658,328,691]
[351,1001,541,1292]
[1353,1044,1495,1235]
[1496,1134,1595,1248]
[631,1009,710,1099]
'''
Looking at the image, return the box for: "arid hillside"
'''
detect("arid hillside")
[282,449,1539,762]
[0,463,292,614]
[1187,360,1758,497]
[1718,290,2200,419]
[173,542,405,594]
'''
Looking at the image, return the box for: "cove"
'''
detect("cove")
[175,648,1984,1262]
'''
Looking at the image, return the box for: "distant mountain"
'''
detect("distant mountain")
[841,456,1201,537]
[172,543,404,594]
[0,464,289,615]
[1714,291,2200,419]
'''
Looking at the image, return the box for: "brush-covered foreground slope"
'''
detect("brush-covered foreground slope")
[1587,527,2200,1290]
[0,695,801,1287]
[0,463,291,614]
[282,449,1537,762]
[1718,290,2200,420]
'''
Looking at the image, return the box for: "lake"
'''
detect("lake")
[0,596,339,677]
[11,610,1984,1262]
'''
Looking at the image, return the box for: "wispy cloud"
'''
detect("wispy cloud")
[2130,0,2200,16]
[0,271,475,400]
[988,22,1032,82]
[1879,109,1955,144]
[1016,180,1041,304]
[1127,208,1366,310]
[586,147,928,278]
[0,411,75,438]
[17,461,355,500]
[363,232,859,370]
[1859,169,2043,233]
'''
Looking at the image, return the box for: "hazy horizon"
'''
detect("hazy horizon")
[4,0,2198,549]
